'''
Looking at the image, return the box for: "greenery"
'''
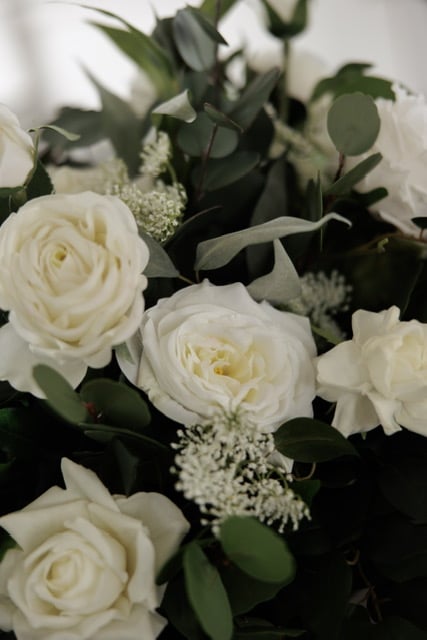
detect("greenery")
[1,1,427,639]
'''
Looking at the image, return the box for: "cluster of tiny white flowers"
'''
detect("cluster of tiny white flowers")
[108,180,186,243]
[140,130,172,178]
[289,270,352,340]
[172,410,310,536]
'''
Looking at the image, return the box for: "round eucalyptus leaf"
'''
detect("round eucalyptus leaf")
[177,112,238,158]
[327,92,380,156]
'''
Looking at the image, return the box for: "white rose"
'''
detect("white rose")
[316,306,427,437]
[0,191,149,396]
[48,158,128,195]
[0,458,189,640]
[120,280,316,431]
[347,84,427,236]
[0,104,35,189]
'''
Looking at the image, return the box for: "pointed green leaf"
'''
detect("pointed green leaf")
[42,108,105,150]
[173,8,217,71]
[187,7,228,45]
[32,124,80,142]
[26,160,54,200]
[220,517,296,584]
[204,103,243,133]
[195,212,350,271]
[200,0,238,20]
[247,239,301,305]
[326,153,383,196]
[229,68,280,131]
[261,0,308,38]
[32,365,88,424]
[139,231,179,278]
[193,150,259,191]
[327,92,380,156]
[274,418,359,462]
[183,543,233,640]
[152,89,197,123]
[86,70,142,174]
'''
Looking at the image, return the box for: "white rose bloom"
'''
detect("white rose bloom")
[347,85,427,236]
[316,306,427,438]
[0,191,149,396]
[0,104,35,189]
[0,458,189,640]
[120,280,317,431]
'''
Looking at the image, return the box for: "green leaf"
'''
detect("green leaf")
[32,124,80,142]
[379,456,427,523]
[173,9,217,72]
[162,573,206,640]
[177,112,239,158]
[219,517,296,584]
[86,8,174,96]
[204,103,243,133]
[311,63,394,102]
[195,212,350,271]
[32,365,88,424]
[229,68,280,131]
[0,531,16,562]
[305,175,323,222]
[247,239,301,305]
[274,418,359,463]
[220,563,285,615]
[152,89,197,123]
[326,153,383,196]
[192,150,259,191]
[25,160,54,200]
[86,71,143,174]
[412,217,427,230]
[42,108,105,150]
[112,440,139,495]
[0,186,24,198]
[183,542,233,640]
[80,379,150,431]
[200,0,238,20]
[82,423,167,450]
[187,7,228,45]
[375,617,426,640]
[139,231,179,278]
[327,93,380,156]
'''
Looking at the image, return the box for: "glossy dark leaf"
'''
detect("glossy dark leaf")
[274,418,359,462]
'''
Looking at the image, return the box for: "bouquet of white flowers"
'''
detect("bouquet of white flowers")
[0,1,426,639]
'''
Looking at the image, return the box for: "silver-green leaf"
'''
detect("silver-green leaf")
[152,90,197,123]
[247,239,301,305]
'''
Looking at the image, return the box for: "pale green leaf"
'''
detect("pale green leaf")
[139,231,179,278]
[247,239,301,305]
[152,89,197,123]
[195,213,351,271]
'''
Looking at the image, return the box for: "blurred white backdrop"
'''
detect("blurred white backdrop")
[1,0,427,127]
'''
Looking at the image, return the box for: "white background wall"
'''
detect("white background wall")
[1,0,427,127]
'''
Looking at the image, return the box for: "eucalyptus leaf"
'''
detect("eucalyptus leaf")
[274,418,359,462]
[261,0,308,38]
[327,92,380,156]
[32,365,88,424]
[219,516,296,584]
[139,231,179,278]
[86,70,143,174]
[192,150,259,191]
[204,103,243,132]
[173,9,217,72]
[32,124,80,142]
[247,239,301,305]
[187,7,228,45]
[112,439,139,495]
[152,89,197,123]
[183,543,233,640]
[80,378,150,431]
[305,174,323,222]
[25,160,54,200]
[200,0,238,19]
[229,68,280,131]
[178,112,239,158]
[42,108,105,150]
[195,212,351,271]
[326,153,382,196]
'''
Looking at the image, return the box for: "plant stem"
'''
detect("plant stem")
[194,123,219,203]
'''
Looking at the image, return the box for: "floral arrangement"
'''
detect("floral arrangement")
[0,1,427,639]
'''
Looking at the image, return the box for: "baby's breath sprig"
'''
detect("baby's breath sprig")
[172,409,310,536]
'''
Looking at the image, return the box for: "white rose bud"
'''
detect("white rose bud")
[316,306,427,437]
[0,458,189,640]
[0,191,149,396]
[119,280,317,432]
[0,104,35,189]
